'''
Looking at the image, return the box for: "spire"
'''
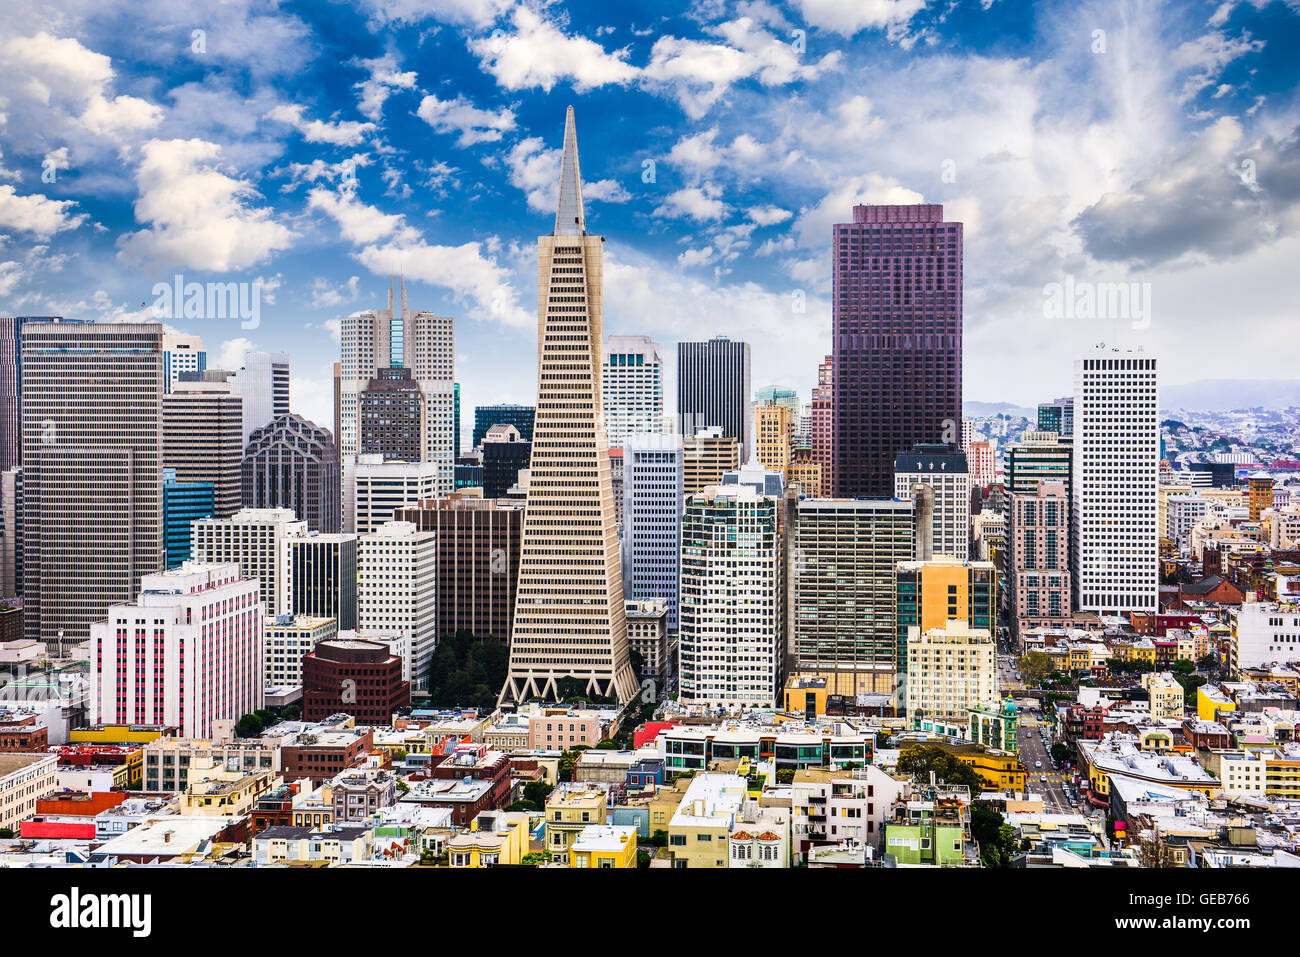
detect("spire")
[400,272,407,316]
[387,275,394,313]
[554,105,585,236]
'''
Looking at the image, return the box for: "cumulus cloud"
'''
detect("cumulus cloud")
[505,137,631,213]
[265,104,375,146]
[353,54,418,121]
[469,6,639,92]
[117,139,297,271]
[791,0,929,36]
[416,94,516,146]
[654,184,727,221]
[0,184,87,237]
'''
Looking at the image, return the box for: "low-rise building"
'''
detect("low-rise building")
[666,773,748,868]
[544,785,608,864]
[0,753,58,833]
[569,824,638,869]
[447,809,531,868]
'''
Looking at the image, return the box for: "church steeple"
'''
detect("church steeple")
[554,105,585,236]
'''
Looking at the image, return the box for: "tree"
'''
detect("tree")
[424,631,509,708]
[971,807,1020,868]
[776,768,795,784]
[235,713,264,738]
[1050,743,1071,765]
[1197,653,1219,671]
[523,780,554,807]
[896,745,985,793]
[636,850,651,868]
[1170,658,1196,676]
[1016,651,1053,686]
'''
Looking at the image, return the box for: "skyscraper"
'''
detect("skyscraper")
[350,455,439,534]
[622,432,683,633]
[1037,397,1074,437]
[682,426,739,495]
[602,335,663,449]
[810,355,833,497]
[21,321,164,655]
[0,316,78,473]
[481,424,531,499]
[162,469,214,569]
[754,401,793,475]
[163,377,244,518]
[894,443,970,561]
[191,507,305,617]
[1008,480,1071,637]
[1072,350,1159,616]
[241,414,341,533]
[500,107,637,705]
[284,532,358,630]
[677,336,752,461]
[832,204,962,498]
[161,333,206,393]
[357,520,437,686]
[339,280,455,494]
[230,350,290,444]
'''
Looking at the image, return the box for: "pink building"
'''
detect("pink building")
[1010,481,1072,635]
[968,440,995,487]
[527,708,607,750]
[90,562,264,738]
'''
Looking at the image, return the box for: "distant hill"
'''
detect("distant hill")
[1162,379,1300,412]
[964,400,1035,419]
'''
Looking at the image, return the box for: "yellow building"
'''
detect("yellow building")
[544,786,608,863]
[180,757,280,816]
[447,811,530,868]
[1142,672,1186,721]
[569,824,638,868]
[69,725,171,745]
[1249,473,1274,523]
[786,447,823,497]
[1197,684,1237,723]
[647,779,690,836]
[754,402,792,475]
[782,675,830,717]
[667,773,748,868]
[1067,645,1093,673]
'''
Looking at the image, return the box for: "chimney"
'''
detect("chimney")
[912,484,934,561]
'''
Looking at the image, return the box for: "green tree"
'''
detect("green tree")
[1016,651,1054,686]
[776,768,795,784]
[1050,743,1071,765]
[1196,653,1219,671]
[970,807,1020,868]
[235,713,264,738]
[1170,658,1196,676]
[424,631,509,708]
[636,850,651,868]
[896,745,985,793]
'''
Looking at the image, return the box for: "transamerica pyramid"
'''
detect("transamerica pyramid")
[498,106,639,706]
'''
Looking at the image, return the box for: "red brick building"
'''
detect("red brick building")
[278,727,375,785]
[0,712,48,752]
[302,638,409,725]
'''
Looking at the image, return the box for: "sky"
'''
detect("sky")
[1,0,1298,439]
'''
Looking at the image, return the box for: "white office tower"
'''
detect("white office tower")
[350,455,440,535]
[499,106,638,705]
[622,433,683,633]
[162,333,205,393]
[678,485,782,708]
[339,279,455,495]
[602,336,664,449]
[191,508,305,617]
[1072,350,1159,616]
[894,445,970,561]
[231,350,290,444]
[90,562,264,738]
[357,520,436,687]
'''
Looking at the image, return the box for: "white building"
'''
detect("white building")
[161,333,205,393]
[894,445,970,561]
[1073,351,1159,616]
[357,521,437,688]
[191,508,304,617]
[602,336,664,450]
[1166,494,1207,548]
[89,562,265,738]
[905,619,997,722]
[678,485,781,708]
[264,614,338,689]
[790,765,905,856]
[1233,600,1300,671]
[622,432,683,632]
[350,455,440,535]
[230,350,290,444]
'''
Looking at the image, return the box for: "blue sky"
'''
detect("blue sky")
[2,0,1299,438]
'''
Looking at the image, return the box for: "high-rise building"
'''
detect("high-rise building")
[394,494,523,642]
[191,507,305,617]
[786,447,823,498]
[810,355,833,497]
[89,562,264,738]
[895,556,995,676]
[968,440,995,487]
[230,350,290,444]
[242,413,341,533]
[302,637,409,724]
[679,485,782,707]
[832,204,962,498]
[481,424,531,499]
[625,598,670,684]
[0,467,21,599]
[602,336,663,449]
[754,386,800,423]
[1072,351,1159,616]
[21,321,164,655]
[161,333,206,393]
[894,443,970,561]
[453,382,461,459]
[1037,397,1074,437]
[795,402,812,448]
[905,620,996,722]
[793,498,916,696]
[622,433,683,633]
[163,377,243,518]
[500,107,638,705]
[1249,472,1274,523]
[350,455,439,535]
[1006,431,1072,498]
[682,426,739,495]
[1008,481,1071,636]
[339,282,455,494]
[677,336,752,461]
[0,316,83,473]
[359,367,425,462]
[472,404,535,449]
[284,532,358,630]
[163,468,214,569]
[264,614,338,690]
[358,520,437,687]
[754,401,793,476]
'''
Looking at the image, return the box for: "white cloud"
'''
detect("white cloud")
[792,0,929,36]
[0,184,87,237]
[653,184,727,222]
[748,205,792,226]
[311,275,361,309]
[357,0,513,28]
[354,54,418,121]
[307,185,419,245]
[216,337,256,369]
[117,139,297,271]
[265,104,375,146]
[416,94,516,147]
[505,137,631,213]
[468,6,639,92]
[677,246,714,267]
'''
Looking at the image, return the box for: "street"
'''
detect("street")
[997,654,1075,814]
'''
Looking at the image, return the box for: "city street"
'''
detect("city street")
[998,655,1075,813]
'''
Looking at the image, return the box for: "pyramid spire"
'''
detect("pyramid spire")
[387,275,394,313]
[554,105,585,236]
[400,272,407,316]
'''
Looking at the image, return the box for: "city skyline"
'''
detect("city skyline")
[1,1,1297,437]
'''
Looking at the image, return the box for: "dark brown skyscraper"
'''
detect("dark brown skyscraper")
[241,414,341,532]
[832,204,962,498]
[358,366,424,462]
